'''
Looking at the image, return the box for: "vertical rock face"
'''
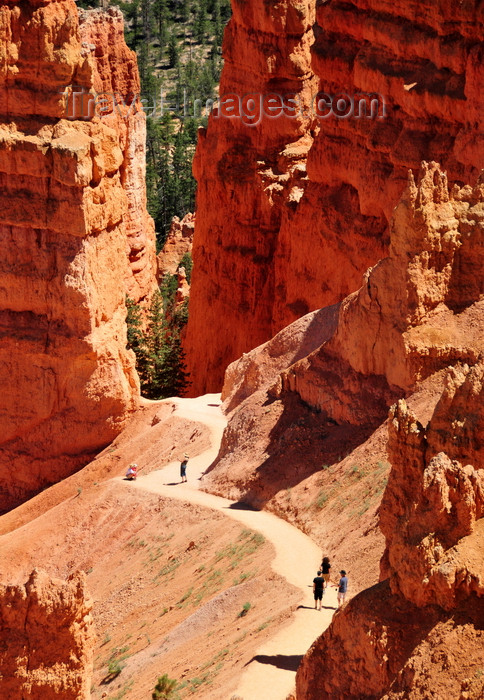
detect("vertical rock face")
[293,167,484,699]
[0,569,95,700]
[186,0,484,394]
[0,1,156,510]
[185,0,318,394]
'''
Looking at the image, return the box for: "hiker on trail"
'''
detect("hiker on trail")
[180,453,189,483]
[125,463,138,480]
[321,556,331,589]
[313,570,324,610]
[337,570,348,607]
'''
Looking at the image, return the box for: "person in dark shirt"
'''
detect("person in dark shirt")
[321,556,331,589]
[337,570,348,607]
[180,453,189,483]
[313,570,324,610]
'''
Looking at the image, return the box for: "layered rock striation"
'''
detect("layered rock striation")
[0,1,156,510]
[186,0,484,394]
[0,569,94,699]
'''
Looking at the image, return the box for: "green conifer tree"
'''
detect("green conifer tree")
[126,297,150,387]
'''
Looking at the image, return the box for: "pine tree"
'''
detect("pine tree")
[168,32,180,68]
[152,0,168,48]
[157,330,190,397]
[194,0,208,43]
[126,297,150,386]
[127,284,189,400]
[144,290,166,398]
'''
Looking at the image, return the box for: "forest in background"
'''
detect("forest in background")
[78,0,230,249]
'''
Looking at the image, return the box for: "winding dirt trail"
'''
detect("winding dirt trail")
[119,394,336,700]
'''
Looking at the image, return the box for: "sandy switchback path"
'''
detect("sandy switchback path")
[120,394,336,700]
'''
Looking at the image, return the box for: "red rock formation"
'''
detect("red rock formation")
[380,367,484,611]
[0,569,94,699]
[185,0,318,394]
[281,163,484,422]
[291,167,484,700]
[296,360,484,699]
[186,0,484,395]
[204,162,484,491]
[157,212,194,276]
[0,1,156,510]
[201,162,483,599]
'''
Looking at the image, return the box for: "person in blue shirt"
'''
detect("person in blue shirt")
[337,570,348,607]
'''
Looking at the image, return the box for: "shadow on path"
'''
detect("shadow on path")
[224,501,258,511]
[245,654,303,672]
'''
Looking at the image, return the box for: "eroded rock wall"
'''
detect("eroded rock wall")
[0,569,94,700]
[293,167,484,699]
[186,0,484,394]
[296,361,484,699]
[0,1,156,510]
[201,162,483,599]
[204,163,484,496]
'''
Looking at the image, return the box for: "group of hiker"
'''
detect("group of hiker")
[126,459,349,610]
[312,556,348,610]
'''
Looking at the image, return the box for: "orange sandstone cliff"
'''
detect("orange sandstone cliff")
[185,0,318,394]
[157,212,194,277]
[185,0,484,394]
[0,569,94,699]
[0,2,156,510]
[201,162,484,593]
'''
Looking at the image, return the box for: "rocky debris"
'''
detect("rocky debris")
[0,0,156,509]
[0,569,94,699]
[185,0,484,395]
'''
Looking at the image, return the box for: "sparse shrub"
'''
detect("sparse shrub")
[152,673,180,699]
[107,658,124,677]
[238,601,251,618]
[177,587,193,604]
[316,490,328,508]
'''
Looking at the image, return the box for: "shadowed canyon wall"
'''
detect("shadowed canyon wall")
[0,2,156,510]
[185,0,484,394]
